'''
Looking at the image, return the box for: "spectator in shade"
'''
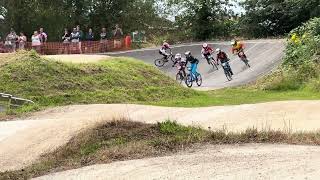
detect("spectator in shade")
[76,25,83,54]
[70,27,81,53]
[39,27,47,54]
[61,28,70,54]
[100,27,108,52]
[31,31,41,53]
[113,24,123,49]
[39,27,48,43]
[86,28,94,53]
[5,29,18,52]
[18,32,27,50]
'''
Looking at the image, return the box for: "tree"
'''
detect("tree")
[240,0,320,37]
[164,0,232,40]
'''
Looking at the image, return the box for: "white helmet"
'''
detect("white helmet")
[202,43,208,48]
[215,48,221,54]
[185,51,191,57]
[231,40,236,46]
[175,53,182,59]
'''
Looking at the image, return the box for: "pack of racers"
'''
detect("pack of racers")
[159,39,248,82]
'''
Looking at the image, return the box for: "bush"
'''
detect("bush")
[260,17,320,90]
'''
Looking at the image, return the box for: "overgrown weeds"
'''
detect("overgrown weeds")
[1,120,320,180]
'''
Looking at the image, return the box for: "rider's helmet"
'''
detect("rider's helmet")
[231,40,236,46]
[215,48,221,54]
[163,41,170,48]
[202,43,208,48]
[184,51,191,57]
[175,53,182,60]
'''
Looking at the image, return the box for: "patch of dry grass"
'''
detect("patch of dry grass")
[1,120,320,180]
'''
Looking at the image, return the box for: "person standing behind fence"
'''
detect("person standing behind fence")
[5,29,18,52]
[18,32,27,50]
[86,28,94,53]
[113,24,123,49]
[39,28,47,54]
[100,27,108,52]
[31,31,41,53]
[76,25,84,54]
[70,27,81,54]
[61,28,70,54]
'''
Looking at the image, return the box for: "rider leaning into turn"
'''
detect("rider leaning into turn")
[173,53,187,77]
[201,43,214,64]
[159,41,171,61]
[216,48,234,75]
[231,40,246,58]
[185,51,200,78]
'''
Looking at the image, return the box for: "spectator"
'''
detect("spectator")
[61,28,70,54]
[86,28,94,41]
[39,27,47,54]
[5,29,18,52]
[76,25,83,54]
[31,31,41,53]
[0,36,5,53]
[70,27,81,53]
[18,32,27,50]
[85,28,94,53]
[100,27,108,52]
[113,24,123,49]
[39,27,48,43]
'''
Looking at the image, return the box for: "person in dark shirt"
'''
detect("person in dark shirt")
[113,24,123,49]
[100,27,108,52]
[184,51,200,79]
[61,28,70,54]
[86,28,94,53]
[216,48,234,75]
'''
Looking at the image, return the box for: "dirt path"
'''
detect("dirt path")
[43,54,109,63]
[1,100,320,171]
[35,144,320,180]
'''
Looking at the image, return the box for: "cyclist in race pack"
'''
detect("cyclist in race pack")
[231,40,247,59]
[201,43,214,64]
[216,48,234,75]
[185,51,200,77]
[159,41,171,61]
[173,53,187,77]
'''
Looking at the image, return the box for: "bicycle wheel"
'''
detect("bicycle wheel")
[185,74,193,88]
[241,57,251,68]
[176,72,184,84]
[211,61,218,70]
[196,74,203,86]
[154,58,165,67]
[224,69,232,81]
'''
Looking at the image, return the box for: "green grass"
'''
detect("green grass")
[1,51,320,118]
[0,51,196,115]
[1,120,320,180]
[152,87,320,107]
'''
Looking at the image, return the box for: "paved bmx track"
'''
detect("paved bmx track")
[107,39,285,89]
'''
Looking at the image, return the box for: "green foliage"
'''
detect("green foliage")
[259,17,320,91]
[240,0,320,38]
[0,0,160,41]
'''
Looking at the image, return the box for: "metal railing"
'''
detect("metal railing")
[0,93,34,112]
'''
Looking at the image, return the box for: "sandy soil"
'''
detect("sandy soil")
[35,144,320,180]
[43,54,109,63]
[1,100,320,172]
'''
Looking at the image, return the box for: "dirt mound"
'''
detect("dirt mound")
[35,144,320,180]
[1,101,320,171]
